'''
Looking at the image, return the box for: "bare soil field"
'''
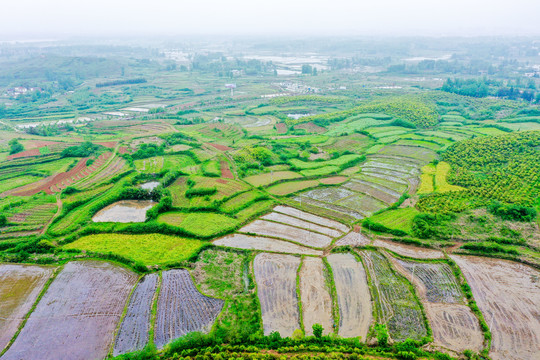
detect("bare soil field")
[275,122,288,134]
[360,250,427,341]
[3,261,137,360]
[294,122,326,134]
[239,220,332,248]
[373,239,444,259]
[327,253,372,339]
[343,179,400,204]
[6,148,41,160]
[299,257,334,335]
[154,269,224,349]
[220,160,234,179]
[334,231,371,247]
[261,212,343,238]
[273,205,349,232]
[0,264,54,352]
[451,255,540,360]
[214,234,323,256]
[388,257,484,353]
[254,253,301,337]
[113,273,159,356]
[319,176,348,185]
[425,303,484,353]
[206,143,232,151]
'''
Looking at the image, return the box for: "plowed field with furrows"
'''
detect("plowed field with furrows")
[451,256,540,360]
[254,253,301,337]
[2,261,136,360]
[154,269,224,349]
[113,273,159,356]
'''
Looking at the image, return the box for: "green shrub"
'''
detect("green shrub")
[487,201,537,222]
[185,187,217,198]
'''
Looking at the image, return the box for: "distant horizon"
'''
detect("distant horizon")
[2,0,540,39]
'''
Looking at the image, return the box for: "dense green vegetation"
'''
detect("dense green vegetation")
[418,131,540,214]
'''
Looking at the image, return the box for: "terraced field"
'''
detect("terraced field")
[291,151,425,219]
[169,176,249,209]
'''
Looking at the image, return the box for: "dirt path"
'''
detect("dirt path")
[42,194,62,235]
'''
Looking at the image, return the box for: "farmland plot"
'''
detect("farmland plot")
[327,253,372,338]
[299,257,334,335]
[394,260,462,303]
[0,265,54,351]
[239,220,332,248]
[3,261,137,360]
[254,253,301,337]
[372,239,444,259]
[389,258,483,352]
[214,234,323,256]
[154,269,224,349]
[113,273,159,356]
[292,195,365,220]
[360,250,427,341]
[337,193,387,216]
[335,231,371,247]
[451,255,540,360]
[273,205,349,232]
[261,212,343,238]
[345,178,401,198]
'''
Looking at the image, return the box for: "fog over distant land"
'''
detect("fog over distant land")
[1,0,540,39]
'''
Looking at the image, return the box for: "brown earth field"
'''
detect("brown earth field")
[6,148,41,160]
[300,257,334,335]
[275,122,288,134]
[320,176,348,185]
[451,255,540,360]
[254,253,301,337]
[206,143,232,151]
[2,261,137,360]
[327,253,372,339]
[220,160,234,179]
[0,264,54,352]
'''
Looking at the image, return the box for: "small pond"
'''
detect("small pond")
[92,200,156,223]
[139,181,160,191]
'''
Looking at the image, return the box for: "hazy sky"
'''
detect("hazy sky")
[2,0,540,38]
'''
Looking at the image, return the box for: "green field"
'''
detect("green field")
[368,207,419,234]
[243,171,302,187]
[157,211,239,237]
[64,233,204,265]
